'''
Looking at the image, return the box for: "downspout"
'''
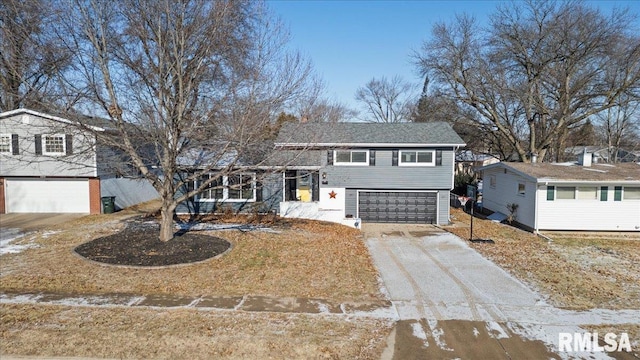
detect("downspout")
[534,181,544,233]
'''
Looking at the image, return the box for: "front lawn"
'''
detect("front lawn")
[0,212,382,302]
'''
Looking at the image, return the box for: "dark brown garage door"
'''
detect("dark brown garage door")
[358,191,437,224]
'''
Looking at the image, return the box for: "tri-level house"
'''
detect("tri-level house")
[0,109,158,214]
[274,122,466,227]
[177,122,466,227]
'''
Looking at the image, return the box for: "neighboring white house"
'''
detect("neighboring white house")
[0,109,158,214]
[479,156,640,232]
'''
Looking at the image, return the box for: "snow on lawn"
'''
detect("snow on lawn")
[0,229,57,255]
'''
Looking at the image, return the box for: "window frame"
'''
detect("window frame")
[489,175,497,189]
[42,134,66,155]
[577,186,597,200]
[333,150,369,166]
[517,182,526,196]
[398,150,436,167]
[196,173,257,202]
[0,134,11,154]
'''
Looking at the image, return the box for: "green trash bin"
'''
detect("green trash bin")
[101,196,116,214]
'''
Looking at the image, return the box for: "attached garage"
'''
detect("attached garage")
[5,178,91,213]
[358,191,437,224]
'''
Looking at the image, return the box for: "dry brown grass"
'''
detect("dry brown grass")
[0,212,381,302]
[444,207,640,310]
[0,303,392,359]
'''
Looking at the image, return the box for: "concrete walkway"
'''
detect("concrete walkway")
[0,291,391,316]
[364,224,640,360]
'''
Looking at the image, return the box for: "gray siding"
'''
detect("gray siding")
[323,149,454,189]
[101,178,159,210]
[0,113,97,177]
[345,189,357,218]
[438,190,450,225]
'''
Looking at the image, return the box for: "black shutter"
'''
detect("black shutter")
[614,186,622,201]
[35,134,42,155]
[327,150,333,165]
[392,150,398,166]
[436,150,442,166]
[369,150,376,166]
[600,186,608,201]
[11,134,19,155]
[255,180,263,202]
[65,134,73,155]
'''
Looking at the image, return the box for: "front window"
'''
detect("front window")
[195,173,255,202]
[43,134,65,155]
[556,186,576,200]
[334,150,368,166]
[577,187,597,200]
[399,150,435,166]
[624,187,640,200]
[517,183,525,196]
[0,134,11,153]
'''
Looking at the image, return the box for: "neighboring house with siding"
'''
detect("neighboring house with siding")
[177,122,466,227]
[479,155,640,232]
[0,109,158,214]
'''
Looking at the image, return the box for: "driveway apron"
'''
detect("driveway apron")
[365,224,639,359]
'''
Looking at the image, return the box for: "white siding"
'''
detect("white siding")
[537,184,640,231]
[481,168,536,229]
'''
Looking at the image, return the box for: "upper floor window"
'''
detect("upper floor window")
[0,134,11,153]
[577,187,597,200]
[334,150,368,166]
[43,134,65,155]
[517,182,525,196]
[195,173,256,202]
[489,175,496,189]
[556,186,576,200]
[399,150,435,166]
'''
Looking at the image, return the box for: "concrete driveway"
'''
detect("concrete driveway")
[365,224,639,359]
[1,213,85,254]
[0,213,85,232]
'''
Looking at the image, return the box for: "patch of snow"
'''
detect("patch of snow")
[312,301,331,314]
[486,321,509,339]
[175,223,279,233]
[411,322,429,348]
[427,319,453,351]
[0,229,39,255]
[473,327,480,338]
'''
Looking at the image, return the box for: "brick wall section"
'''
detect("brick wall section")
[0,177,5,214]
[89,178,101,214]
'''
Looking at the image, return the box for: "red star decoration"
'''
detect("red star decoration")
[328,190,337,199]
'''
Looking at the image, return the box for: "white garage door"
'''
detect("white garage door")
[6,178,90,213]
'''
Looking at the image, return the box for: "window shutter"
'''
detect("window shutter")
[35,134,42,155]
[255,181,263,202]
[436,150,442,166]
[369,150,376,166]
[546,186,555,201]
[11,134,19,155]
[65,134,73,155]
[392,150,398,166]
[327,150,333,165]
[614,186,622,201]
[600,186,608,201]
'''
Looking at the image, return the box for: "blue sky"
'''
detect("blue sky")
[268,0,640,117]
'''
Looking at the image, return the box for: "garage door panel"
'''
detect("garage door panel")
[6,178,90,213]
[358,191,437,224]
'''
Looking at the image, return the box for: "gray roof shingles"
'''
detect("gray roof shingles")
[499,162,640,182]
[275,122,466,146]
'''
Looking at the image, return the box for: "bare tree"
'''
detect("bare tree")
[596,97,640,163]
[297,98,356,123]
[56,0,318,241]
[355,75,416,123]
[416,0,640,162]
[0,0,72,111]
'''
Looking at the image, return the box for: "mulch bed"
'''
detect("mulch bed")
[75,221,230,267]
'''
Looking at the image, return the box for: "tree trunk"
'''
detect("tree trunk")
[159,203,176,242]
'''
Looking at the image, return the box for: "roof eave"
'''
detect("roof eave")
[274,142,466,148]
[0,108,107,132]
